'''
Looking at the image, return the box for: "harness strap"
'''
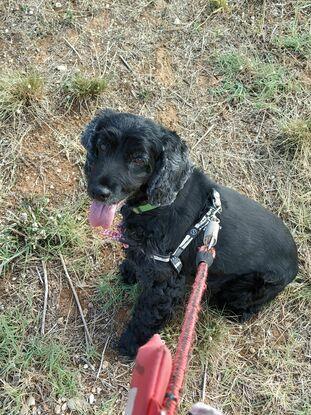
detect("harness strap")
[150,189,222,273]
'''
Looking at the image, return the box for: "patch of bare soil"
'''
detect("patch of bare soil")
[14,128,80,203]
[157,104,179,129]
[155,47,175,87]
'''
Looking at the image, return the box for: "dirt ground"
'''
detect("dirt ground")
[0,1,310,415]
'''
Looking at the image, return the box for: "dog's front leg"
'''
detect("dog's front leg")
[118,271,185,358]
[119,259,138,285]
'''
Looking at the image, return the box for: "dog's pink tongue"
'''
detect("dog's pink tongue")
[89,201,117,229]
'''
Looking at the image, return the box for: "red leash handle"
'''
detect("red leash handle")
[162,247,215,415]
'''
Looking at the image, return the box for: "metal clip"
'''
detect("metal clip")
[212,189,222,210]
[203,219,220,249]
[170,256,183,273]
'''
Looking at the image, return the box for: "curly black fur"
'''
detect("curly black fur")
[82,109,298,358]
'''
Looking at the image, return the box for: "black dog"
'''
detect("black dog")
[82,109,298,358]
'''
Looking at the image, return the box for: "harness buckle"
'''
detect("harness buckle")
[170,256,183,273]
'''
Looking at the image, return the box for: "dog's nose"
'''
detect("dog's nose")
[91,185,111,201]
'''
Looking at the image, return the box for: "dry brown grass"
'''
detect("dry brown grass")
[0,1,310,414]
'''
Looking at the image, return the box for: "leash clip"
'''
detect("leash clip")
[203,219,220,249]
[204,189,222,249]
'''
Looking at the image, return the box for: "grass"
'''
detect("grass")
[55,130,85,164]
[63,75,108,105]
[0,308,78,414]
[137,88,152,102]
[215,51,247,75]
[98,273,139,313]
[211,51,295,109]
[209,0,229,12]
[279,117,311,162]
[274,33,311,58]
[0,128,26,192]
[0,197,90,274]
[94,397,120,414]
[272,15,311,60]
[0,72,44,120]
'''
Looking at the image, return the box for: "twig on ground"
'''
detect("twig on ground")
[255,111,266,141]
[96,336,111,379]
[119,55,133,72]
[192,125,215,151]
[36,266,43,285]
[201,363,208,401]
[59,253,93,347]
[171,91,193,108]
[9,227,27,238]
[80,356,97,372]
[63,37,83,62]
[200,153,206,170]
[41,260,49,335]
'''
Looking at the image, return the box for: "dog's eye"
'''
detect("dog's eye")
[131,157,146,166]
[99,142,106,151]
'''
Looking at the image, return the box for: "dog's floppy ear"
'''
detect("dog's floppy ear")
[147,129,193,206]
[81,108,116,150]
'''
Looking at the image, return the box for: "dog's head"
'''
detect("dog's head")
[81,109,193,209]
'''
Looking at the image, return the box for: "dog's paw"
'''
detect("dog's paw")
[119,261,137,285]
[117,329,140,360]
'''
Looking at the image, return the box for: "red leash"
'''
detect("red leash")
[162,246,215,415]
[126,246,216,415]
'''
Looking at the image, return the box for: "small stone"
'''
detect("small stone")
[67,397,86,412]
[20,212,28,222]
[83,364,88,369]
[89,394,95,405]
[61,402,67,412]
[54,405,61,414]
[28,9,34,15]
[174,17,181,25]
[250,346,256,354]
[27,396,36,407]
[55,2,62,8]
[56,64,67,72]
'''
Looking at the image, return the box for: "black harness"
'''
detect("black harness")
[150,189,222,273]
